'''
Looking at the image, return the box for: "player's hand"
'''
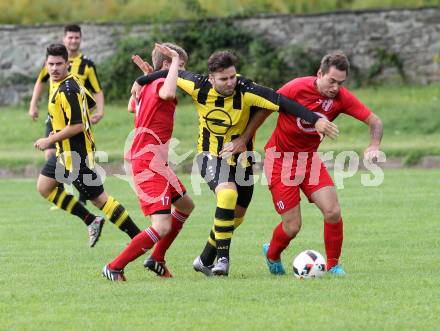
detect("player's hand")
[154,43,179,59]
[91,112,104,124]
[364,145,381,162]
[131,81,142,100]
[314,118,339,140]
[132,55,153,75]
[28,104,39,121]
[34,137,51,151]
[219,137,247,159]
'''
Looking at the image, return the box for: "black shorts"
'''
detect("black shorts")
[41,154,104,200]
[196,153,254,208]
[44,116,56,150]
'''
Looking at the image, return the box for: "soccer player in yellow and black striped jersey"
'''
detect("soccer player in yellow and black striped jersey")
[34,44,140,248]
[29,24,104,204]
[29,24,104,160]
[134,50,338,276]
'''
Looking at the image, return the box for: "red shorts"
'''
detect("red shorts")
[130,159,186,216]
[263,151,334,214]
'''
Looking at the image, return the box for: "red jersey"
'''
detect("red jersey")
[265,76,371,152]
[125,78,177,161]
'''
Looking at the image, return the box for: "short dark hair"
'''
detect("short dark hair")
[208,51,237,73]
[64,24,82,35]
[46,43,68,61]
[319,50,350,75]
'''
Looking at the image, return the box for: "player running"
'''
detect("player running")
[34,44,140,248]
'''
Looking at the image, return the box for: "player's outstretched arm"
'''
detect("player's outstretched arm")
[278,95,339,139]
[132,69,201,100]
[131,70,169,100]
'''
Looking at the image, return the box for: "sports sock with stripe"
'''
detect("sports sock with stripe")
[109,227,161,270]
[100,196,141,238]
[151,209,189,262]
[46,186,95,225]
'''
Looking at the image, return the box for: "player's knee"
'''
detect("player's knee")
[37,182,50,199]
[152,219,172,237]
[217,188,238,210]
[174,195,195,215]
[323,205,341,223]
[283,217,301,237]
[183,196,195,214]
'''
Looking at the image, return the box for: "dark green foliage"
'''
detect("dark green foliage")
[99,37,151,101]
[100,19,319,100]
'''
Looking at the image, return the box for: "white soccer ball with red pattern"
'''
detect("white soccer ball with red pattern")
[293,250,326,279]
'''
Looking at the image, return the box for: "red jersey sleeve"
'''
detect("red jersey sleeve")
[339,88,372,121]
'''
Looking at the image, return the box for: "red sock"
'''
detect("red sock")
[109,227,160,270]
[151,210,188,262]
[324,218,343,270]
[267,222,293,261]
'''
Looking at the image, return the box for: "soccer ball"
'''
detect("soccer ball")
[293,250,326,279]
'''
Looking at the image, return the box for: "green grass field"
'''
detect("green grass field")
[2,169,440,330]
[1,83,439,170]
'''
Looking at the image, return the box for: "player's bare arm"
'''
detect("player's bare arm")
[28,79,46,121]
[127,95,135,113]
[132,54,153,75]
[130,54,154,100]
[363,112,383,161]
[90,91,104,124]
[34,123,83,151]
[314,118,339,140]
[156,44,180,100]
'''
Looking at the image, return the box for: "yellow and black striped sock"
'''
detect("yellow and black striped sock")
[200,216,245,265]
[47,186,95,225]
[214,189,238,261]
[200,225,217,266]
[100,196,141,238]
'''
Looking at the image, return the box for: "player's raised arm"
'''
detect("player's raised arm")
[156,43,180,101]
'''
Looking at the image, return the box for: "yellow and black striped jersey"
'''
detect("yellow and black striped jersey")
[48,74,96,171]
[137,71,320,165]
[38,53,102,98]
